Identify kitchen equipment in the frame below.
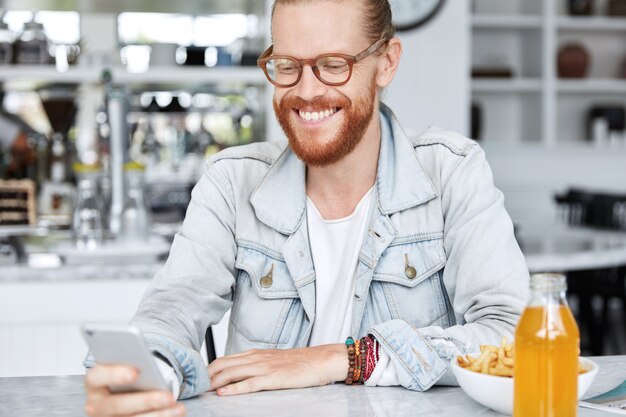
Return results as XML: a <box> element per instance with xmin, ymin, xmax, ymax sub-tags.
<box><xmin>120</xmin><ymin>162</ymin><xmax>151</xmax><ymax>242</ymax></box>
<box><xmin>72</xmin><ymin>165</ymin><xmax>104</xmax><ymax>250</ymax></box>
<box><xmin>38</xmin><ymin>87</ymin><xmax>78</xmax><ymax>183</ymax></box>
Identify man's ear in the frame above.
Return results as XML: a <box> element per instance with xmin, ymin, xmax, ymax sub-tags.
<box><xmin>376</xmin><ymin>37</ymin><xmax>402</xmax><ymax>88</ymax></box>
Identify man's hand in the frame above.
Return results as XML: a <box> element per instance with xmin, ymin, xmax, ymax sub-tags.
<box><xmin>84</xmin><ymin>364</ymin><xmax>186</xmax><ymax>417</ymax></box>
<box><xmin>208</xmin><ymin>344</ymin><xmax>348</xmax><ymax>396</ymax></box>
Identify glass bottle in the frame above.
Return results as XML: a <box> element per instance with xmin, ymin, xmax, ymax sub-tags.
<box><xmin>120</xmin><ymin>162</ymin><xmax>151</xmax><ymax>242</ymax></box>
<box><xmin>0</xmin><ymin>20</ymin><xmax>15</xmax><ymax>64</ymax></box>
<box><xmin>514</xmin><ymin>273</ymin><xmax>580</xmax><ymax>417</ymax></box>
<box><xmin>15</xmin><ymin>19</ymin><xmax>49</xmax><ymax>65</ymax></box>
<box><xmin>72</xmin><ymin>164</ymin><xmax>104</xmax><ymax>250</ymax></box>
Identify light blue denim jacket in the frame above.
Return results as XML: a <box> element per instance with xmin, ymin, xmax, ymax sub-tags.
<box><xmin>128</xmin><ymin>103</ymin><xmax>529</xmax><ymax>399</ymax></box>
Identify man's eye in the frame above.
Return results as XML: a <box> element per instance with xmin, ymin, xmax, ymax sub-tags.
<box><xmin>322</xmin><ymin>63</ymin><xmax>348</xmax><ymax>73</ymax></box>
<box><xmin>277</xmin><ymin>64</ymin><xmax>298</xmax><ymax>74</ymax></box>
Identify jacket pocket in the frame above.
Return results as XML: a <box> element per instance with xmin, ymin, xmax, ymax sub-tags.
<box><xmin>372</xmin><ymin>234</ymin><xmax>451</xmax><ymax>328</ymax></box>
<box><xmin>231</xmin><ymin>245</ymin><xmax>303</xmax><ymax>346</ymax></box>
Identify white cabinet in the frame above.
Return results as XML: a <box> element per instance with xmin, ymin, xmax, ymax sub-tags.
<box><xmin>471</xmin><ymin>0</ymin><xmax>626</xmax><ymax>230</ymax></box>
<box><xmin>0</xmin><ymin>279</ymin><xmax>151</xmax><ymax>376</ymax></box>
<box><xmin>0</xmin><ymin>276</ymin><xmax>231</xmax><ymax>377</ymax></box>
<box><xmin>471</xmin><ymin>0</ymin><xmax>626</xmax><ymax>147</ymax></box>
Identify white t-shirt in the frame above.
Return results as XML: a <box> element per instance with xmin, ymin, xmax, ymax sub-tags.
<box><xmin>305</xmin><ymin>186</ymin><xmax>398</xmax><ymax>386</ymax></box>
<box><xmin>306</xmin><ymin>187</ymin><xmax>373</xmax><ymax>346</ymax></box>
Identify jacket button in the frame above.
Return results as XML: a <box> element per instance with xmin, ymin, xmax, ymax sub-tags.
<box><xmin>405</xmin><ymin>266</ymin><xmax>417</xmax><ymax>279</ymax></box>
<box><xmin>260</xmin><ymin>264</ymin><xmax>274</xmax><ymax>288</ymax></box>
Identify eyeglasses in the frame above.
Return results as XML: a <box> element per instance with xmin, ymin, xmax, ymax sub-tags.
<box><xmin>257</xmin><ymin>38</ymin><xmax>388</xmax><ymax>88</ymax></box>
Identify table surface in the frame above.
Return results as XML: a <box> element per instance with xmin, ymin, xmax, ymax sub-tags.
<box><xmin>1</xmin><ymin>356</ymin><xmax>625</xmax><ymax>417</ymax></box>
<box><xmin>520</xmin><ymin>225</ymin><xmax>626</xmax><ymax>273</ymax></box>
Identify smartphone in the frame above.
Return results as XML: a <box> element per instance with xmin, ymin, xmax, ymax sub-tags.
<box><xmin>81</xmin><ymin>323</ymin><xmax>170</xmax><ymax>393</ymax></box>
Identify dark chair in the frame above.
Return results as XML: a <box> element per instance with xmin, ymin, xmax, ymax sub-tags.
<box><xmin>205</xmin><ymin>327</ymin><xmax>217</xmax><ymax>364</ymax></box>
<box><xmin>554</xmin><ymin>188</ymin><xmax>626</xmax><ymax>355</ymax></box>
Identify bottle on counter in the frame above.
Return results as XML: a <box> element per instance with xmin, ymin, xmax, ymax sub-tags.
<box><xmin>0</xmin><ymin>18</ymin><xmax>15</xmax><ymax>64</ymax></box>
<box><xmin>514</xmin><ymin>273</ymin><xmax>580</xmax><ymax>417</ymax></box>
<box><xmin>15</xmin><ymin>19</ymin><xmax>49</xmax><ymax>65</ymax></box>
<box><xmin>120</xmin><ymin>162</ymin><xmax>151</xmax><ymax>242</ymax></box>
<box><xmin>72</xmin><ymin>163</ymin><xmax>104</xmax><ymax>250</ymax></box>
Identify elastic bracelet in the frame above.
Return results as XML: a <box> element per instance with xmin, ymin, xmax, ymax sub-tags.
<box><xmin>358</xmin><ymin>337</ymin><xmax>367</xmax><ymax>384</ymax></box>
<box><xmin>344</xmin><ymin>337</ymin><xmax>356</xmax><ymax>385</ymax></box>
<box><xmin>353</xmin><ymin>338</ymin><xmax>362</xmax><ymax>383</ymax></box>
<box><xmin>362</xmin><ymin>335</ymin><xmax>380</xmax><ymax>382</ymax></box>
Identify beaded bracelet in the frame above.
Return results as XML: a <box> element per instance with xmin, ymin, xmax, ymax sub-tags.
<box><xmin>352</xmin><ymin>339</ymin><xmax>363</xmax><ymax>384</ymax></box>
<box><xmin>345</xmin><ymin>335</ymin><xmax>381</xmax><ymax>384</ymax></box>
<box><xmin>362</xmin><ymin>335</ymin><xmax>380</xmax><ymax>381</ymax></box>
<box><xmin>344</xmin><ymin>337</ymin><xmax>356</xmax><ymax>385</ymax></box>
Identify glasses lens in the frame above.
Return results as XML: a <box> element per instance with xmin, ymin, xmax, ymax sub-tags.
<box><xmin>316</xmin><ymin>56</ymin><xmax>351</xmax><ymax>84</ymax></box>
<box><xmin>265</xmin><ymin>57</ymin><xmax>300</xmax><ymax>86</ymax></box>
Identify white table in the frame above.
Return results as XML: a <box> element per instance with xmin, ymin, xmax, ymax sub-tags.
<box><xmin>521</xmin><ymin>225</ymin><xmax>626</xmax><ymax>273</ymax></box>
<box><xmin>1</xmin><ymin>356</ymin><xmax>625</xmax><ymax>417</ymax></box>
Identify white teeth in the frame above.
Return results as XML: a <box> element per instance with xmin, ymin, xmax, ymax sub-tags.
<box><xmin>298</xmin><ymin>108</ymin><xmax>338</xmax><ymax>121</ymax></box>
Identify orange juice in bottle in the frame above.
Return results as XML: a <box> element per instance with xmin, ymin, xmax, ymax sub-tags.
<box><xmin>514</xmin><ymin>273</ymin><xmax>580</xmax><ymax>417</ymax></box>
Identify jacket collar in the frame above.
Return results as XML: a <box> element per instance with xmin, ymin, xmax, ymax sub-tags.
<box><xmin>250</xmin><ymin>103</ymin><xmax>437</xmax><ymax>234</ymax></box>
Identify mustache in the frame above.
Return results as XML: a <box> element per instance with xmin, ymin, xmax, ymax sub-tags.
<box><xmin>278</xmin><ymin>95</ymin><xmax>351</xmax><ymax>111</ymax></box>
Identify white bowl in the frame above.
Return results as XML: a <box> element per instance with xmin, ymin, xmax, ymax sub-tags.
<box><xmin>450</xmin><ymin>356</ymin><xmax>599</xmax><ymax>415</ymax></box>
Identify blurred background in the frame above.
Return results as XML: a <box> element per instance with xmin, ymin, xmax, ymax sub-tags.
<box><xmin>0</xmin><ymin>0</ymin><xmax>625</xmax><ymax>377</ymax></box>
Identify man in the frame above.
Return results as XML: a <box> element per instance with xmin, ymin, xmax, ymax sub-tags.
<box><xmin>85</xmin><ymin>0</ymin><xmax>529</xmax><ymax>415</ymax></box>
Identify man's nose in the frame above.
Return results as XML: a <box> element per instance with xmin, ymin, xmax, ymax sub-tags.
<box><xmin>293</xmin><ymin>65</ymin><xmax>328</xmax><ymax>100</ymax></box>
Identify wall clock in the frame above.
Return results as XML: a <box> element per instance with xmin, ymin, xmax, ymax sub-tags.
<box><xmin>389</xmin><ymin>0</ymin><xmax>446</xmax><ymax>31</ymax></box>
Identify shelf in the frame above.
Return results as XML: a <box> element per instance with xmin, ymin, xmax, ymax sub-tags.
<box><xmin>472</xmin><ymin>78</ymin><xmax>542</xmax><ymax>93</ymax></box>
<box><xmin>557</xmin><ymin>79</ymin><xmax>626</xmax><ymax>94</ymax></box>
<box><xmin>472</xmin><ymin>14</ymin><xmax>543</xmax><ymax>29</ymax></box>
<box><xmin>482</xmin><ymin>142</ymin><xmax>626</xmax><ymax>153</ymax></box>
<box><xmin>0</xmin><ymin>65</ymin><xmax>266</xmax><ymax>86</ymax></box>
<box><xmin>557</xmin><ymin>16</ymin><xmax>626</xmax><ymax>31</ymax></box>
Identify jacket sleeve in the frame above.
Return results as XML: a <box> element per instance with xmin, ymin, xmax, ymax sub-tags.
<box><xmin>129</xmin><ymin>159</ymin><xmax>238</xmax><ymax>399</ymax></box>
<box><xmin>368</xmin><ymin>143</ymin><xmax>529</xmax><ymax>390</ymax></box>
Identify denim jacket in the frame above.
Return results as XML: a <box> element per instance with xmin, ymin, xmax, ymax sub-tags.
<box><xmin>129</xmin><ymin>103</ymin><xmax>529</xmax><ymax>399</ymax></box>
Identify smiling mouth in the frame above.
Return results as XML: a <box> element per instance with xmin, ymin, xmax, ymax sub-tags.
<box><xmin>294</xmin><ymin>107</ymin><xmax>342</xmax><ymax>122</ymax></box>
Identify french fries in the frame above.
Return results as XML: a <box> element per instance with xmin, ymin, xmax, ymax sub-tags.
<box><xmin>456</xmin><ymin>337</ymin><xmax>587</xmax><ymax>378</ymax></box>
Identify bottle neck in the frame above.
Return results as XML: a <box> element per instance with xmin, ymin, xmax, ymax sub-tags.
<box><xmin>527</xmin><ymin>273</ymin><xmax>569</xmax><ymax>308</ymax></box>
<box><xmin>527</xmin><ymin>288</ymin><xmax>568</xmax><ymax>307</ymax></box>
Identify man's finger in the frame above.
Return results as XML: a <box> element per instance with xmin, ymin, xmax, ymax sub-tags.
<box><xmin>216</xmin><ymin>377</ymin><xmax>266</xmax><ymax>396</ymax></box>
<box><xmin>208</xmin><ymin>352</ymin><xmax>263</xmax><ymax>377</ymax></box>
<box><xmin>98</xmin><ymin>390</ymin><xmax>176</xmax><ymax>416</ymax></box>
<box><xmin>210</xmin><ymin>363</ymin><xmax>266</xmax><ymax>391</ymax></box>
<box><xmin>85</xmin><ymin>365</ymin><xmax>137</xmax><ymax>389</ymax></box>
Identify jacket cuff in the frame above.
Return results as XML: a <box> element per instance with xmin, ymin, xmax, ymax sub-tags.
<box><xmin>141</xmin><ymin>332</ymin><xmax>210</xmax><ymax>399</ymax></box>
<box><xmin>369</xmin><ymin>319</ymin><xmax>448</xmax><ymax>391</ymax></box>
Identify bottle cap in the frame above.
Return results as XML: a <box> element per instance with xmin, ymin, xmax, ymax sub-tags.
<box><xmin>530</xmin><ymin>273</ymin><xmax>567</xmax><ymax>292</ymax></box>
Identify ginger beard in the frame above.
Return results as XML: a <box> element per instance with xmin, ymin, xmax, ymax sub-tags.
<box><xmin>273</xmin><ymin>79</ymin><xmax>377</xmax><ymax>166</ymax></box>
